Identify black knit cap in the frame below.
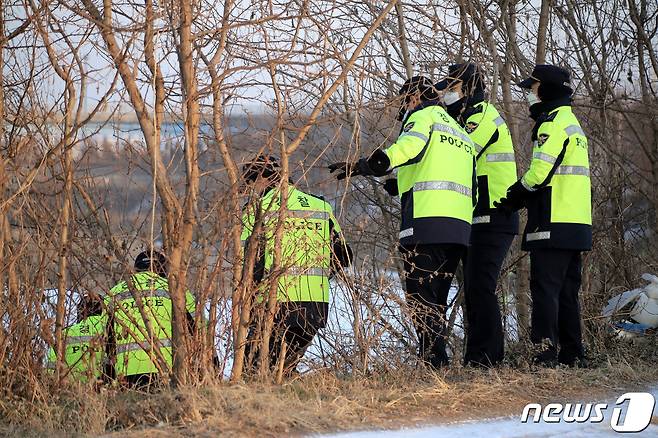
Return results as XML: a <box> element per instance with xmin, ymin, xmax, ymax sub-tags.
<box><xmin>242</xmin><ymin>154</ymin><xmax>280</xmax><ymax>183</ymax></box>
<box><xmin>135</xmin><ymin>250</ymin><xmax>167</xmax><ymax>277</ymax></box>
<box><xmin>398</xmin><ymin>76</ymin><xmax>438</xmax><ymax>100</ymax></box>
<box><xmin>518</xmin><ymin>64</ymin><xmax>571</xmax><ymax>88</ymax></box>
<box><xmin>435</xmin><ymin>62</ymin><xmax>484</xmax><ymax>92</ymax></box>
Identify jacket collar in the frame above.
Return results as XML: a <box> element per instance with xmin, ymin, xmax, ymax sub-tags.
<box><xmin>446</xmin><ymin>90</ymin><xmax>486</xmax><ymax>124</ymax></box>
<box><xmin>529</xmin><ymin>96</ymin><xmax>573</xmax><ymax>140</ymax></box>
<box><xmin>412</xmin><ymin>99</ymin><xmax>439</xmax><ymax>113</ymax></box>
<box><xmin>399</xmin><ymin>100</ymin><xmax>440</xmax><ymax>126</ymax></box>
<box><xmin>529</xmin><ymin>95</ymin><xmax>572</xmax><ymax>121</ymax></box>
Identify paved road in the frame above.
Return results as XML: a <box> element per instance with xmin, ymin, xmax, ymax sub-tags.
<box><xmin>323</xmin><ymin>388</ymin><xmax>658</xmax><ymax>438</ymax></box>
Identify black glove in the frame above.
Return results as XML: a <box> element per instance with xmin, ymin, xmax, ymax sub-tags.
<box><xmin>329</xmin><ymin>150</ymin><xmax>391</xmax><ymax>181</ymax></box>
<box><xmin>331</xmin><ymin>233</ymin><xmax>353</xmax><ymax>270</ymax></box>
<box><xmin>493</xmin><ymin>180</ymin><xmax>530</xmax><ymax>215</ymax></box>
<box><xmin>328</xmin><ymin>158</ymin><xmax>374</xmax><ymax>181</ymax></box>
<box><xmin>383</xmin><ymin>178</ymin><xmax>398</xmax><ymax>196</ymax></box>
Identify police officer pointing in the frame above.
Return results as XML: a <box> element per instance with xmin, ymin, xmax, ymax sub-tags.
<box><xmin>496</xmin><ymin>65</ymin><xmax>591</xmax><ymax>366</ymax></box>
<box><xmin>329</xmin><ymin>76</ymin><xmax>476</xmax><ymax>367</ymax></box>
<box><xmin>436</xmin><ymin>63</ymin><xmax>518</xmax><ymax>367</ymax></box>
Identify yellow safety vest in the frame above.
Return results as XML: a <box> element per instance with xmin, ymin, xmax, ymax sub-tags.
<box><xmin>104</xmin><ymin>272</ymin><xmax>197</xmax><ymax>377</ymax></box>
<box><xmin>241</xmin><ymin>186</ymin><xmax>341</xmax><ymax>303</ymax></box>
<box><xmin>385</xmin><ymin>101</ymin><xmax>475</xmax><ymax>245</ymax></box>
<box><xmin>520</xmin><ymin>105</ymin><xmax>592</xmax><ymax>250</ymax></box>
<box><xmin>46</xmin><ymin>314</ymin><xmax>106</xmax><ymax>382</ymax></box>
<box><xmin>464</xmin><ymin>101</ymin><xmax>519</xmax><ymax>234</ymax></box>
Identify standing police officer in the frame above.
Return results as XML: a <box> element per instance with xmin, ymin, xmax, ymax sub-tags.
<box><xmin>329</xmin><ymin>76</ymin><xmax>476</xmax><ymax>368</ymax></box>
<box><xmin>496</xmin><ymin>65</ymin><xmax>591</xmax><ymax>366</ymax></box>
<box><xmin>436</xmin><ymin>63</ymin><xmax>518</xmax><ymax>367</ymax></box>
<box><xmin>241</xmin><ymin>155</ymin><xmax>352</xmax><ymax>375</ymax></box>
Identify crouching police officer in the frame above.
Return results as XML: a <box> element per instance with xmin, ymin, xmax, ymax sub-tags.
<box><xmin>103</xmin><ymin>251</ymin><xmax>199</xmax><ymax>387</ymax></box>
<box><xmin>46</xmin><ymin>294</ymin><xmax>106</xmax><ymax>382</ymax></box>
<box><xmin>436</xmin><ymin>63</ymin><xmax>518</xmax><ymax>367</ymax></box>
<box><xmin>241</xmin><ymin>155</ymin><xmax>352</xmax><ymax>375</ymax></box>
<box><xmin>496</xmin><ymin>64</ymin><xmax>591</xmax><ymax>366</ymax></box>
<box><xmin>329</xmin><ymin>76</ymin><xmax>476</xmax><ymax>368</ymax></box>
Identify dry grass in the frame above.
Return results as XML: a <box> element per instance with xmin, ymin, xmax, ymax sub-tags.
<box><xmin>1</xmin><ymin>354</ymin><xmax>657</xmax><ymax>437</ymax></box>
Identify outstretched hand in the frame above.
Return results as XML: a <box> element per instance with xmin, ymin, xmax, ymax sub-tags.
<box><xmin>328</xmin><ymin>162</ymin><xmax>355</xmax><ymax>181</ymax></box>
<box><xmin>328</xmin><ymin>159</ymin><xmax>373</xmax><ymax>181</ymax></box>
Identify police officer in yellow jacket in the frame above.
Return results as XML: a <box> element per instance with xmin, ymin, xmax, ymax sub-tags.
<box><xmin>241</xmin><ymin>155</ymin><xmax>352</xmax><ymax>374</ymax></box>
<box><xmin>104</xmin><ymin>251</ymin><xmax>199</xmax><ymax>386</ymax></box>
<box><xmin>496</xmin><ymin>65</ymin><xmax>591</xmax><ymax>366</ymax></box>
<box><xmin>46</xmin><ymin>294</ymin><xmax>106</xmax><ymax>381</ymax></box>
<box><xmin>435</xmin><ymin>63</ymin><xmax>518</xmax><ymax>367</ymax></box>
<box><xmin>329</xmin><ymin>76</ymin><xmax>476</xmax><ymax>367</ymax></box>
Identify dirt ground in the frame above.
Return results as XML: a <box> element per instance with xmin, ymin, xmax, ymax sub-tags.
<box><xmin>3</xmin><ymin>356</ymin><xmax>655</xmax><ymax>438</ymax></box>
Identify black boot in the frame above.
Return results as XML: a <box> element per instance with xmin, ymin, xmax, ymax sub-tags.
<box><xmin>532</xmin><ymin>347</ymin><xmax>558</xmax><ymax>367</ymax></box>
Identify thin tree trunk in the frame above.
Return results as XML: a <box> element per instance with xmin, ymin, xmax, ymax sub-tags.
<box><xmin>501</xmin><ymin>2</ymin><xmax>530</xmax><ymax>335</ymax></box>
<box><xmin>33</xmin><ymin>7</ymin><xmax>78</xmax><ymax>379</ymax></box>
<box><xmin>0</xmin><ymin>0</ymin><xmax>5</xmax><ymax>346</ymax></box>
<box><xmin>395</xmin><ymin>2</ymin><xmax>412</xmax><ymax>78</ymax></box>
<box><xmin>55</xmin><ymin>133</ymin><xmax>73</xmax><ymax>379</ymax></box>
<box><xmin>258</xmin><ymin>68</ymin><xmax>288</xmax><ymax>376</ymax></box>
<box><xmin>169</xmin><ymin>0</ymin><xmax>201</xmax><ymax>386</ymax></box>
<box><xmin>535</xmin><ymin>0</ymin><xmax>552</xmax><ymax>64</ymax></box>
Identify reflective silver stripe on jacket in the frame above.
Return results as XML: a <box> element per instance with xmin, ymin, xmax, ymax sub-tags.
<box><xmin>526</xmin><ymin>231</ymin><xmax>551</xmax><ymax>241</ymax></box>
<box><xmin>521</xmin><ymin>178</ymin><xmax>537</xmax><ymax>192</ymax></box>
<box><xmin>287</xmin><ymin>210</ymin><xmax>329</xmax><ymax>220</ymax></box>
<box><xmin>46</xmin><ymin>361</ymin><xmax>56</xmax><ymax>369</ymax></box>
<box><xmin>533</xmin><ymin>151</ymin><xmax>557</xmax><ymax>164</ymax></box>
<box><xmin>65</xmin><ymin>335</ymin><xmax>95</xmax><ymax>345</ymax></box>
<box><xmin>414</xmin><ymin>180</ymin><xmax>472</xmax><ymax>197</ymax></box>
<box><xmin>113</xmin><ymin>288</ymin><xmax>170</xmax><ymax>302</ymax></box>
<box><xmin>472</xmin><ymin>215</ymin><xmax>491</xmax><ymax>225</ymax></box>
<box><xmin>564</xmin><ymin>125</ymin><xmax>585</xmax><ymax>137</ymax></box>
<box><xmin>284</xmin><ymin>267</ymin><xmax>329</xmax><ymax>277</ymax></box>
<box><xmin>554</xmin><ymin>165</ymin><xmax>590</xmax><ymax>176</ymax></box>
<box><xmin>399</xmin><ymin>228</ymin><xmax>414</xmax><ymax>239</ymax></box>
<box><xmin>400</xmin><ymin>131</ymin><xmax>430</xmax><ymax>143</ymax></box>
<box><xmin>473</xmin><ymin>117</ymin><xmax>505</xmax><ymax>153</ymax></box>
<box><xmin>486</xmin><ymin>153</ymin><xmax>516</xmax><ymax>163</ymax></box>
<box><xmin>116</xmin><ymin>338</ymin><xmax>173</xmax><ymax>355</ymax></box>
<box><xmin>431</xmin><ymin>123</ymin><xmax>473</xmax><ymax>145</ymax></box>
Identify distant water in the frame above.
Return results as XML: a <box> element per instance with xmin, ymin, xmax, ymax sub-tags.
<box><xmin>77</xmin><ymin>121</ymin><xmax>246</xmax><ymax>145</ymax></box>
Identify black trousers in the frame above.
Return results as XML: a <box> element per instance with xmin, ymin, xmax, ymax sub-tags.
<box><xmin>530</xmin><ymin>249</ymin><xmax>585</xmax><ymax>365</ymax></box>
<box><xmin>463</xmin><ymin>232</ymin><xmax>514</xmax><ymax>367</ymax></box>
<box><xmin>401</xmin><ymin>243</ymin><xmax>465</xmax><ymax>368</ymax></box>
<box><xmin>124</xmin><ymin>373</ymin><xmax>160</xmax><ymax>390</ymax></box>
<box><xmin>245</xmin><ymin>301</ymin><xmax>327</xmax><ymax>374</ymax></box>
